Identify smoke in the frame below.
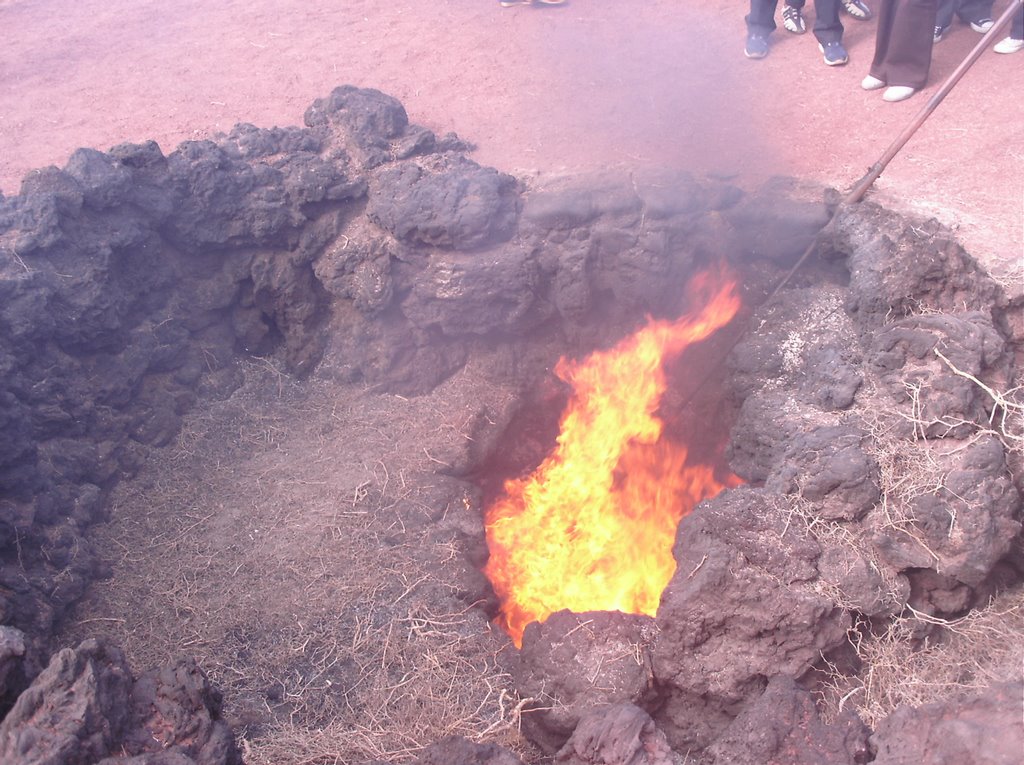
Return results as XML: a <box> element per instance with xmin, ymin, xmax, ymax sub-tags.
<box><xmin>473</xmin><ymin>2</ymin><xmax>771</xmax><ymax>181</ymax></box>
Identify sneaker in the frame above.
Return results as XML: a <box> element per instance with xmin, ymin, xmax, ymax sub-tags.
<box><xmin>994</xmin><ymin>36</ymin><xmax>1024</xmax><ymax>53</ymax></box>
<box><xmin>745</xmin><ymin>33</ymin><xmax>769</xmax><ymax>59</ymax></box>
<box><xmin>819</xmin><ymin>40</ymin><xmax>849</xmax><ymax>66</ymax></box>
<box><xmin>861</xmin><ymin>74</ymin><xmax>886</xmax><ymax>90</ymax></box>
<box><xmin>882</xmin><ymin>85</ymin><xmax>916</xmax><ymax>102</ymax></box>
<box><xmin>499</xmin><ymin>0</ymin><xmax>531</xmax><ymax>6</ymax></box>
<box><xmin>782</xmin><ymin>5</ymin><xmax>806</xmax><ymax>34</ymax></box>
<box><xmin>841</xmin><ymin>0</ymin><xmax>872</xmax><ymax>20</ymax></box>
<box><xmin>969</xmin><ymin>18</ymin><xmax>994</xmax><ymax>33</ymax></box>
<box><xmin>933</xmin><ymin>25</ymin><xmax>948</xmax><ymax>42</ymax></box>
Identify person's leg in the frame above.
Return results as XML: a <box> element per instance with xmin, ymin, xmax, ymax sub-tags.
<box><xmin>869</xmin><ymin>0</ymin><xmax>897</xmax><ymax>81</ymax></box>
<box><xmin>813</xmin><ymin>0</ymin><xmax>845</xmax><ymax>42</ymax></box>
<box><xmin>955</xmin><ymin>0</ymin><xmax>993</xmax><ymax>27</ymax></box>
<box><xmin>783</xmin><ymin>0</ymin><xmax>808</xmax><ymax>33</ymax></box>
<box><xmin>935</xmin><ymin>0</ymin><xmax>956</xmax><ymax>31</ymax></box>
<box><xmin>876</xmin><ymin>0</ymin><xmax>937</xmax><ymax>89</ymax></box>
<box><xmin>746</xmin><ymin>0</ymin><xmax>781</xmax><ymax>37</ymax></box>
<box><xmin>995</xmin><ymin>6</ymin><xmax>1024</xmax><ymax>50</ymax></box>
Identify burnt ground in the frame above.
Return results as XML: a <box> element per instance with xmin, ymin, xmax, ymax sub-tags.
<box><xmin>0</xmin><ymin>48</ymin><xmax>1021</xmax><ymax>765</ymax></box>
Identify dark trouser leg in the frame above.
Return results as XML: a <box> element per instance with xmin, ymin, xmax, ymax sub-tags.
<box><xmin>813</xmin><ymin>0</ymin><xmax>845</xmax><ymax>42</ymax></box>
<box><xmin>747</xmin><ymin>0</ymin><xmax>780</xmax><ymax>35</ymax></box>
<box><xmin>869</xmin><ymin>0</ymin><xmax>938</xmax><ymax>88</ymax></box>
<box><xmin>956</xmin><ymin>0</ymin><xmax>995</xmax><ymax>23</ymax></box>
<box><xmin>936</xmin><ymin>0</ymin><xmax>956</xmax><ymax>28</ymax></box>
<box><xmin>1014</xmin><ymin>7</ymin><xmax>1024</xmax><ymax>39</ymax></box>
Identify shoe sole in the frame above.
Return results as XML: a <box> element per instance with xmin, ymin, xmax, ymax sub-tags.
<box><xmin>744</xmin><ymin>49</ymin><xmax>768</xmax><ymax>59</ymax></box>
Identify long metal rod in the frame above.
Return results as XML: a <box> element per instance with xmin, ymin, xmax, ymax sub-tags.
<box><xmin>683</xmin><ymin>3</ymin><xmax>1021</xmax><ymax>403</ymax></box>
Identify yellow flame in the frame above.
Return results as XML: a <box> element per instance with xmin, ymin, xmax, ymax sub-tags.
<box><xmin>484</xmin><ymin>270</ymin><xmax>742</xmax><ymax>646</ymax></box>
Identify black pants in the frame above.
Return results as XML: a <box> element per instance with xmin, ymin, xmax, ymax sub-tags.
<box><xmin>936</xmin><ymin>0</ymin><xmax>994</xmax><ymax>29</ymax></box>
<box><xmin>746</xmin><ymin>0</ymin><xmax>845</xmax><ymax>43</ymax></box>
<box><xmin>869</xmin><ymin>0</ymin><xmax>938</xmax><ymax>89</ymax></box>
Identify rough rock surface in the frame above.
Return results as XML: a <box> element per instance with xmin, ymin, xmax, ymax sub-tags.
<box><xmin>0</xmin><ymin>626</ymin><xmax>29</xmax><ymax>707</ymax></box>
<box><xmin>652</xmin><ymin>487</ymin><xmax>850</xmax><ymax>752</ymax></box>
<box><xmin>706</xmin><ymin>676</ymin><xmax>870</xmax><ymax>765</ymax></box>
<box><xmin>515</xmin><ymin>611</ymin><xmax>658</xmax><ymax>754</ymax></box>
<box><xmin>555</xmin><ymin>703</ymin><xmax>679</xmax><ymax>765</ymax></box>
<box><xmin>414</xmin><ymin>736</ymin><xmax>525</xmax><ymax>765</ymax></box>
<box><xmin>870</xmin><ymin>681</ymin><xmax>1024</xmax><ymax>765</ymax></box>
<box><xmin>0</xmin><ymin>639</ymin><xmax>239</xmax><ymax>765</ymax></box>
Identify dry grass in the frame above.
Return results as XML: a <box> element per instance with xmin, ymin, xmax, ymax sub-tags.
<box><xmin>773</xmin><ymin>493</ymin><xmax>905</xmax><ymax>616</ymax></box>
<box><xmin>769</xmin><ymin>349</ymin><xmax>1024</xmax><ymax>731</ymax></box>
<box><xmin>819</xmin><ymin>589</ymin><xmax>1024</xmax><ymax>728</ymax></box>
<box><xmin>59</xmin><ymin>358</ymin><xmax>536</xmax><ymax>763</ymax></box>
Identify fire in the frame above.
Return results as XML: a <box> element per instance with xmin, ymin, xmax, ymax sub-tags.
<box><xmin>483</xmin><ymin>269</ymin><xmax>742</xmax><ymax>646</ymax></box>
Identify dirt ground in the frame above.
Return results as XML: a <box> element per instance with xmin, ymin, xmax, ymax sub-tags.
<box><xmin>1</xmin><ymin>0</ymin><xmax>1022</xmax><ymax>287</ymax></box>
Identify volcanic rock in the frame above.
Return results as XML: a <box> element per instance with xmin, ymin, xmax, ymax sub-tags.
<box><xmin>555</xmin><ymin>703</ymin><xmax>678</xmax><ymax>765</ymax></box>
<box><xmin>367</xmin><ymin>155</ymin><xmax>519</xmax><ymax>251</ymax></box>
<box><xmin>707</xmin><ymin>676</ymin><xmax>870</xmax><ymax>765</ymax></box>
<box><xmin>0</xmin><ymin>638</ymin><xmax>132</xmax><ymax>764</ymax></box>
<box><xmin>720</xmin><ymin>176</ymin><xmax>832</xmax><ymax>266</ymax></box>
<box><xmin>414</xmin><ymin>735</ymin><xmax>525</xmax><ymax>765</ymax></box>
<box><xmin>0</xmin><ymin>638</ymin><xmax>240</xmax><ymax>765</ymax></box>
<box><xmin>829</xmin><ymin>202</ymin><xmax>1003</xmax><ymax>329</ymax></box>
<box><xmin>870</xmin><ymin>681</ymin><xmax>1024</xmax><ymax>765</ymax></box>
<box><xmin>1</xmin><ymin>83</ymin><xmax>1022</xmax><ymax>764</ymax></box>
<box><xmin>765</xmin><ymin>424</ymin><xmax>880</xmax><ymax>521</ymax></box>
<box><xmin>515</xmin><ymin>610</ymin><xmax>658</xmax><ymax>754</ymax></box>
<box><xmin>652</xmin><ymin>487</ymin><xmax>850</xmax><ymax>752</ymax></box>
<box><xmin>0</xmin><ymin>626</ymin><xmax>30</xmax><ymax>710</ymax></box>
<box><xmin>868</xmin><ymin>435</ymin><xmax>1021</xmax><ymax>591</ymax></box>
<box><xmin>866</xmin><ymin>311</ymin><xmax>1007</xmax><ymax>439</ymax></box>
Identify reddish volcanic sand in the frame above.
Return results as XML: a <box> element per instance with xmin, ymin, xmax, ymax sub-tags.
<box><xmin>2</xmin><ymin>0</ymin><xmax>1021</xmax><ymax>287</ymax></box>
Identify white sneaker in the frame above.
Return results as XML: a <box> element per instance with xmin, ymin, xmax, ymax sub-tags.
<box><xmin>882</xmin><ymin>86</ymin><xmax>916</xmax><ymax>102</ymax></box>
<box><xmin>861</xmin><ymin>75</ymin><xmax>886</xmax><ymax>90</ymax></box>
<box><xmin>994</xmin><ymin>36</ymin><xmax>1024</xmax><ymax>54</ymax></box>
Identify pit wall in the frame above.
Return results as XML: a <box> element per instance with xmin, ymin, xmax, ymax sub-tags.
<box><xmin>0</xmin><ymin>86</ymin><xmax>831</xmax><ymax>684</ymax></box>
<box><xmin>0</xmin><ymin>85</ymin><xmax>1020</xmax><ymax>763</ymax></box>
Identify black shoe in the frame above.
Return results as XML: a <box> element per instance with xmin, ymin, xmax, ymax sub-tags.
<box><xmin>782</xmin><ymin>5</ymin><xmax>806</xmax><ymax>34</ymax></box>
<box><xmin>969</xmin><ymin>18</ymin><xmax>994</xmax><ymax>33</ymax></box>
<box><xmin>819</xmin><ymin>40</ymin><xmax>849</xmax><ymax>66</ymax></box>
<box><xmin>933</xmin><ymin>25</ymin><xmax>948</xmax><ymax>42</ymax></box>
<box><xmin>745</xmin><ymin>33</ymin><xmax>769</xmax><ymax>59</ymax></box>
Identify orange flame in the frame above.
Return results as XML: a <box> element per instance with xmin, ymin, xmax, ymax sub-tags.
<box><xmin>483</xmin><ymin>269</ymin><xmax>742</xmax><ymax>646</ymax></box>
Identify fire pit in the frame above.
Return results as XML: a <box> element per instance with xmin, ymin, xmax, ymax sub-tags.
<box><xmin>0</xmin><ymin>86</ymin><xmax>1020</xmax><ymax>765</ymax></box>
